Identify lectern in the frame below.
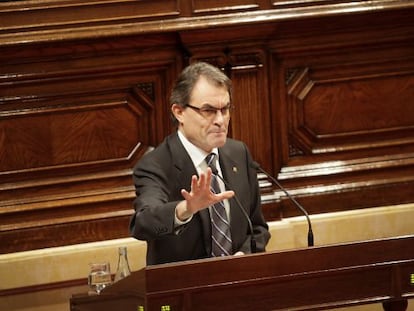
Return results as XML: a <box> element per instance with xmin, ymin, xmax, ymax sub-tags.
<box><xmin>71</xmin><ymin>235</ymin><xmax>414</xmax><ymax>311</ymax></box>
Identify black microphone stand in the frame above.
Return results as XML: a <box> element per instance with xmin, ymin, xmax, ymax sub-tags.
<box><xmin>253</xmin><ymin>162</ymin><xmax>314</xmax><ymax>247</ymax></box>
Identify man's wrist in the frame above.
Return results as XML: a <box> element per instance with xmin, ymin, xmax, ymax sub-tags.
<box><xmin>175</xmin><ymin>201</ymin><xmax>192</xmax><ymax>221</ymax></box>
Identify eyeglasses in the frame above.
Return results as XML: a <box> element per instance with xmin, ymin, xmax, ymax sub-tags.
<box><xmin>186</xmin><ymin>104</ymin><xmax>233</xmax><ymax>119</ymax></box>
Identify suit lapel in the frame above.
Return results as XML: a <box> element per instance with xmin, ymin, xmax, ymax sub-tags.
<box><xmin>218</xmin><ymin>147</ymin><xmax>241</xmax><ymax>198</ymax></box>
<box><xmin>168</xmin><ymin>133</ymin><xmax>212</xmax><ymax>256</ymax></box>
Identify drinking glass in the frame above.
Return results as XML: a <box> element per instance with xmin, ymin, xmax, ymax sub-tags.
<box><xmin>87</xmin><ymin>262</ymin><xmax>112</xmax><ymax>295</ymax></box>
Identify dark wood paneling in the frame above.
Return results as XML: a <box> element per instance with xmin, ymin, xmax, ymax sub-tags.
<box><xmin>0</xmin><ymin>209</ymin><xmax>133</xmax><ymax>254</ymax></box>
<box><xmin>263</xmin><ymin>9</ymin><xmax>414</xmax><ymax>217</ymax></box>
<box><xmin>0</xmin><ymin>35</ymin><xmax>180</xmax><ymax>253</ymax></box>
<box><xmin>1</xmin><ymin>1</ymin><xmax>414</xmax><ymax>253</ymax></box>
<box><xmin>0</xmin><ymin>0</ymin><xmax>180</xmax><ymax>32</ymax></box>
<box><xmin>191</xmin><ymin>0</ymin><xmax>260</xmax><ymax>14</ymax></box>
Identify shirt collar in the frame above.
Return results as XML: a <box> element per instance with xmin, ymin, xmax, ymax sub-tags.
<box><xmin>177</xmin><ymin>130</ymin><xmax>218</xmax><ymax>170</ymax></box>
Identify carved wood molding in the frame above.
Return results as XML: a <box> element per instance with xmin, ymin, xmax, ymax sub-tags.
<box><xmin>0</xmin><ymin>212</ymin><xmax>133</xmax><ymax>254</ymax></box>
<box><xmin>287</xmin><ymin>68</ymin><xmax>414</xmax><ymax>154</ymax></box>
<box><xmin>1</xmin><ymin>0</ymin><xmax>413</xmax><ymax>46</ymax></box>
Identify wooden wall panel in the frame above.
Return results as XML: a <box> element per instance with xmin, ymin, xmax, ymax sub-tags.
<box><xmin>1</xmin><ymin>1</ymin><xmax>414</xmax><ymax>253</ymax></box>
<box><xmin>0</xmin><ymin>0</ymin><xmax>180</xmax><ymax>32</ymax></box>
<box><xmin>265</xmin><ymin>10</ymin><xmax>414</xmax><ymax>217</ymax></box>
<box><xmin>230</xmin><ymin>57</ymin><xmax>273</xmax><ymax>171</ymax></box>
<box><xmin>288</xmin><ymin>68</ymin><xmax>414</xmax><ymax>156</ymax></box>
<box><xmin>0</xmin><ymin>35</ymin><xmax>180</xmax><ymax>253</ymax></box>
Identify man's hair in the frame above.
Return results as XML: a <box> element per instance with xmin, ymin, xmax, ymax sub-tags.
<box><xmin>170</xmin><ymin>62</ymin><xmax>232</xmax><ymax>125</ymax></box>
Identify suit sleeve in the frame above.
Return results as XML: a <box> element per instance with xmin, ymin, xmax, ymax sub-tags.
<box><xmin>129</xmin><ymin>152</ymin><xmax>181</xmax><ymax>241</ymax></box>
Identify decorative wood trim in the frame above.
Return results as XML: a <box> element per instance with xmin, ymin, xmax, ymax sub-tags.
<box><xmin>1</xmin><ymin>0</ymin><xmax>413</xmax><ymax>46</ymax></box>
<box><xmin>0</xmin><ymin>278</ymin><xmax>87</xmax><ymax>297</ymax></box>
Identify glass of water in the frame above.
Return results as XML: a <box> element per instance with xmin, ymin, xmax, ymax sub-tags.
<box><xmin>87</xmin><ymin>262</ymin><xmax>112</xmax><ymax>295</ymax></box>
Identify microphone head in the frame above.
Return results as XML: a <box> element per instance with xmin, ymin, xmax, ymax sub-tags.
<box><xmin>250</xmin><ymin>161</ymin><xmax>260</xmax><ymax>170</ymax></box>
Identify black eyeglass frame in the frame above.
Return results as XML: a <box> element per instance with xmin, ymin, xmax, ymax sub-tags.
<box><xmin>185</xmin><ymin>103</ymin><xmax>234</xmax><ymax>119</ymax></box>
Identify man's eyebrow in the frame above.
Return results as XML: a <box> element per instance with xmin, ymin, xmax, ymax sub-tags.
<box><xmin>200</xmin><ymin>103</ymin><xmax>231</xmax><ymax>109</ymax></box>
<box><xmin>200</xmin><ymin>104</ymin><xmax>216</xmax><ymax>109</ymax></box>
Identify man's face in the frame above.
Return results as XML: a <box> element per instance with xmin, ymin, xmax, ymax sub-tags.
<box><xmin>172</xmin><ymin>76</ymin><xmax>231</xmax><ymax>153</ymax></box>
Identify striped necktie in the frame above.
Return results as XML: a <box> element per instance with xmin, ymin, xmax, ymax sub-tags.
<box><xmin>206</xmin><ymin>153</ymin><xmax>232</xmax><ymax>256</ymax></box>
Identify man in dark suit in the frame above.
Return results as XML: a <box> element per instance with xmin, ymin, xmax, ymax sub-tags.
<box><xmin>130</xmin><ymin>62</ymin><xmax>270</xmax><ymax>265</ymax></box>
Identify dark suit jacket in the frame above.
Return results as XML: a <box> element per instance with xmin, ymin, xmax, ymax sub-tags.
<box><xmin>129</xmin><ymin>132</ymin><xmax>270</xmax><ymax>265</ymax></box>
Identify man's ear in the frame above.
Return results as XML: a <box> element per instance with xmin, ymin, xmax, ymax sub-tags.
<box><xmin>171</xmin><ymin>104</ymin><xmax>184</xmax><ymax>123</ymax></box>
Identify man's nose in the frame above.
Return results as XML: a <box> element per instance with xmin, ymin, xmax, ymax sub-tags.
<box><xmin>213</xmin><ymin>109</ymin><xmax>225</xmax><ymax>122</ymax></box>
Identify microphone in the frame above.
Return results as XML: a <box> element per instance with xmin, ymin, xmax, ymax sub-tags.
<box><xmin>208</xmin><ymin>164</ymin><xmax>257</xmax><ymax>254</ymax></box>
<box><xmin>251</xmin><ymin>161</ymin><xmax>314</xmax><ymax>247</ymax></box>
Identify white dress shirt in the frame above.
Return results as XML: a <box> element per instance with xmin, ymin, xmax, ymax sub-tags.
<box><xmin>175</xmin><ymin>130</ymin><xmax>231</xmax><ymax>226</ymax></box>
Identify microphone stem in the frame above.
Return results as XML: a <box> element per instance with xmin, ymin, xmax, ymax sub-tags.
<box><xmin>232</xmin><ymin>194</ymin><xmax>257</xmax><ymax>254</ymax></box>
<box><xmin>258</xmin><ymin>167</ymin><xmax>314</xmax><ymax>247</ymax></box>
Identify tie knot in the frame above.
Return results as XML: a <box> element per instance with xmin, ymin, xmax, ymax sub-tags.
<box><xmin>206</xmin><ymin>153</ymin><xmax>218</xmax><ymax>174</ymax></box>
